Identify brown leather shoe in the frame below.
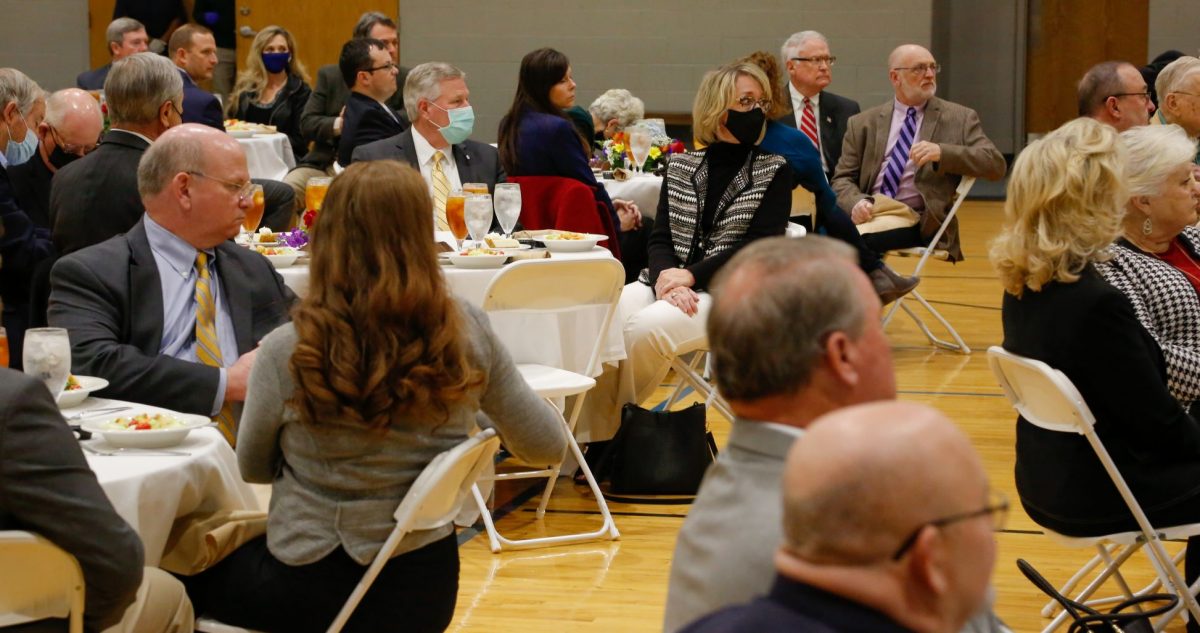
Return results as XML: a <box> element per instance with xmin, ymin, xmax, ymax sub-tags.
<box><xmin>869</xmin><ymin>265</ymin><xmax>920</xmax><ymax>305</ymax></box>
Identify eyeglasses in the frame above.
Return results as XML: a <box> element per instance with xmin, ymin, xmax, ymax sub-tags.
<box><xmin>364</xmin><ymin>62</ymin><xmax>396</xmax><ymax>74</ymax></box>
<box><xmin>891</xmin><ymin>489</ymin><xmax>1009</xmax><ymax>561</ymax></box>
<box><xmin>163</xmin><ymin>99</ymin><xmax>183</xmax><ymax>118</ymax></box>
<box><xmin>790</xmin><ymin>56</ymin><xmax>836</xmax><ymax>68</ymax></box>
<box><xmin>187</xmin><ymin>171</ymin><xmax>255</xmax><ymax>202</ymax></box>
<box><xmin>48</xmin><ymin>125</ymin><xmax>99</xmax><ymax>156</ymax></box>
<box><xmin>1112</xmin><ymin>91</ymin><xmax>1152</xmax><ymax>101</ymax></box>
<box><xmin>1171</xmin><ymin>91</ymin><xmax>1200</xmax><ymax>99</ymax></box>
<box><xmin>893</xmin><ymin>63</ymin><xmax>941</xmax><ymax>76</ymax></box>
<box><xmin>734</xmin><ymin>96</ymin><xmax>773</xmax><ymax>113</ymax></box>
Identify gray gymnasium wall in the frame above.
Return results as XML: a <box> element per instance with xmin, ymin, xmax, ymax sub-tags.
<box><xmin>0</xmin><ymin>0</ymin><xmax>89</xmax><ymax>92</ymax></box>
<box><xmin>1148</xmin><ymin>0</ymin><xmax>1200</xmax><ymax>61</ymax></box>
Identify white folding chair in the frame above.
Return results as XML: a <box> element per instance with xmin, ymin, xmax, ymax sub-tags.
<box><xmin>987</xmin><ymin>346</ymin><xmax>1200</xmax><ymax>632</ymax></box>
<box><xmin>882</xmin><ymin>176</ymin><xmax>976</xmax><ymax>354</ymax></box>
<box><xmin>471</xmin><ymin>258</ymin><xmax>624</xmax><ymax>551</ymax></box>
<box><xmin>0</xmin><ymin>531</ymin><xmax>85</xmax><ymax>633</ymax></box>
<box><xmin>197</xmin><ymin>430</ymin><xmax>500</xmax><ymax>633</ymax></box>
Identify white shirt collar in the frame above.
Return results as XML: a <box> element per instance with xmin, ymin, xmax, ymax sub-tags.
<box><xmin>412</xmin><ymin>125</ymin><xmax>450</xmax><ymax>168</ymax></box>
<box><xmin>109</xmin><ymin>128</ymin><xmax>155</xmax><ymax>145</ymax></box>
<box><xmin>789</xmin><ymin>82</ymin><xmax>821</xmax><ymax>112</ymax></box>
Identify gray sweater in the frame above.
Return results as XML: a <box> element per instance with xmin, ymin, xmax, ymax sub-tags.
<box><xmin>237</xmin><ymin>299</ymin><xmax>567</xmax><ymax>565</ymax></box>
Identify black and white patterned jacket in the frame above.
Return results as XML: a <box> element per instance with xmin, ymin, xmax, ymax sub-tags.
<box><xmin>1095</xmin><ymin>226</ymin><xmax>1200</xmax><ymax>408</ymax></box>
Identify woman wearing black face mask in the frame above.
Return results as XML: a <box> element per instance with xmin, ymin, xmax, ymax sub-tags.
<box><xmin>227</xmin><ymin>25</ymin><xmax>312</xmax><ymax>163</ymax></box>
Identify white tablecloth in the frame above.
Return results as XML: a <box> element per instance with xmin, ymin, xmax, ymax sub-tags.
<box><xmin>69</xmin><ymin>399</ymin><xmax>260</xmax><ymax>566</ymax></box>
<box><xmin>236</xmin><ymin>132</ymin><xmax>295</xmax><ymax>181</ymax></box>
<box><xmin>277</xmin><ymin>248</ymin><xmax>625</xmax><ymax>377</ymax></box>
<box><xmin>602</xmin><ymin>174</ymin><xmax>663</xmax><ymax>219</ymax></box>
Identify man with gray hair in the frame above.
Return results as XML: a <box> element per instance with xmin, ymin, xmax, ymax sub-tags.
<box><xmin>287</xmin><ymin>12</ymin><xmax>409</xmax><ymax>205</ymax></box>
<box><xmin>1078</xmin><ymin>60</ymin><xmax>1155</xmax><ymax>132</ymax></box>
<box><xmin>49</xmin><ymin>124</ymin><xmax>294</xmax><ymax>444</ymax></box>
<box><xmin>681</xmin><ymin>401</ymin><xmax>1002</xmax><ymax>633</ymax></box>
<box><xmin>10</xmin><ymin>88</ymin><xmax>104</xmax><ymax>229</ymax></box>
<box><xmin>1152</xmin><ymin>56</ymin><xmax>1200</xmax><ymax>165</ymax></box>
<box><xmin>663</xmin><ymin>235</ymin><xmax>1008</xmax><ymax>633</ymax></box>
<box><xmin>589</xmin><ymin>88</ymin><xmax>645</xmax><ymax>140</ymax></box>
<box><xmin>352</xmin><ymin>61</ymin><xmax>503</xmax><ymax>230</ymax></box>
<box><xmin>76</xmin><ymin>17</ymin><xmax>149</xmax><ymax>90</ymax></box>
<box><xmin>50</xmin><ymin>52</ymin><xmax>183</xmax><ymax>255</ymax></box>
<box><xmin>778</xmin><ymin>30</ymin><xmax>860</xmax><ymax>180</ymax></box>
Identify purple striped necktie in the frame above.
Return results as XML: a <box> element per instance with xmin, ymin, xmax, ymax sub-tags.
<box><xmin>880</xmin><ymin>107</ymin><xmax>918</xmax><ymax>199</ymax></box>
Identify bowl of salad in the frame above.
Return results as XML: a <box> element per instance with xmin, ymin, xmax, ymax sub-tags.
<box><xmin>56</xmin><ymin>375</ymin><xmax>109</xmax><ymax>408</ymax></box>
<box><xmin>80</xmin><ymin>411</ymin><xmax>212</xmax><ymax>448</ymax></box>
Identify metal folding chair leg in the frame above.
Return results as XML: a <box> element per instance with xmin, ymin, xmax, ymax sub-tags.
<box><xmin>668</xmin><ymin>353</ymin><xmax>734</xmax><ymax>421</ymax></box>
<box><xmin>883</xmin><ymin>290</ymin><xmax>971</xmax><ymax>354</ymax></box>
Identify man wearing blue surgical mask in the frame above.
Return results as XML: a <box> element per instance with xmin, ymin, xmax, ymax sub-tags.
<box><xmin>2</xmin><ymin>86</ymin><xmax>45</xmax><ymax>168</ymax></box>
<box><xmin>352</xmin><ymin>61</ymin><xmax>505</xmax><ymax>231</ymax></box>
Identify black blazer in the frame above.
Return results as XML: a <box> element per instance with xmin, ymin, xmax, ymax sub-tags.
<box><xmin>337</xmin><ymin>91</ymin><xmax>407</xmax><ymax>167</ymax></box>
<box><xmin>47</xmin><ymin>218</ymin><xmax>295</xmax><ymax>416</ymax></box>
<box><xmin>7</xmin><ymin>149</ymin><xmax>53</xmax><ymax>229</ymax></box>
<box><xmin>351</xmin><ymin>127</ymin><xmax>506</xmax><ymax>189</ymax></box>
<box><xmin>49</xmin><ymin>129</ymin><xmax>149</xmax><ymax>255</ymax></box>
<box><xmin>180</xmin><ymin>70</ymin><xmax>225</xmax><ymax>131</ymax></box>
<box><xmin>1002</xmin><ymin>266</ymin><xmax>1200</xmax><ymax>535</ymax></box>
<box><xmin>0</xmin><ymin>369</ymin><xmax>145</xmax><ymax>631</ymax></box>
<box><xmin>298</xmin><ymin>64</ymin><xmax>407</xmax><ymax>170</ymax></box>
<box><xmin>776</xmin><ymin>89</ymin><xmax>860</xmax><ymax>179</ymax></box>
<box><xmin>76</xmin><ymin>63</ymin><xmax>112</xmax><ymax>91</ymax></box>
<box><xmin>0</xmin><ymin>164</ymin><xmax>54</xmax><ymax>314</ymax></box>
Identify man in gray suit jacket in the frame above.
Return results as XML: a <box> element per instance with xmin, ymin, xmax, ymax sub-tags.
<box><xmin>0</xmin><ymin>368</ymin><xmax>193</xmax><ymax>631</ymax></box>
<box><xmin>832</xmin><ymin>44</ymin><xmax>1006</xmax><ymax>262</ymax></box>
<box><xmin>48</xmin><ymin>124</ymin><xmax>293</xmax><ymax>443</ymax></box>
<box><xmin>663</xmin><ymin>236</ymin><xmax>1008</xmax><ymax>633</ymax></box>
<box><xmin>776</xmin><ymin>30</ymin><xmax>860</xmax><ymax>180</ymax></box>
<box><xmin>352</xmin><ymin>62</ymin><xmax>503</xmax><ymax>192</ymax></box>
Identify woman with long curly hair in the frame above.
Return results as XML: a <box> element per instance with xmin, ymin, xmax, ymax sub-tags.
<box><xmin>226</xmin><ymin>25</ymin><xmax>312</xmax><ymax>162</ymax></box>
<box><xmin>181</xmin><ymin>161</ymin><xmax>566</xmax><ymax>633</ymax></box>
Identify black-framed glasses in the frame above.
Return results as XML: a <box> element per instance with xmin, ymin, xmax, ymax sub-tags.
<box><xmin>891</xmin><ymin>489</ymin><xmax>1008</xmax><ymax>561</ymax></box>
<box><xmin>363</xmin><ymin>62</ymin><xmax>396</xmax><ymax>74</ymax></box>
<box><xmin>164</xmin><ymin>99</ymin><xmax>183</xmax><ymax>118</ymax></box>
<box><xmin>1111</xmin><ymin>91</ymin><xmax>1152</xmax><ymax>101</ymax></box>
<box><xmin>893</xmin><ymin>63</ymin><xmax>941</xmax><ymax>76</ymax></box>
<box><xmin>790</xmin><ymin>56</ymin><xmax>836</xmax><ymax>67</ymax></box>
<box><xmin>48</xmin><ymin>125</ymin><xmax>99</xmax><ymax>157</ymax></box>
<box><xmin>735</xmin><ymin>96</ymin><xmax>773</xmax><ymax>113</ymax></box>
<box><xmin>187</xmin><ymin>171</ymin><xmax>255</xmax><ymax>202</ymax></box>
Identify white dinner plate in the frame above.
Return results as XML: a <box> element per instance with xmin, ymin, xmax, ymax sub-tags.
<box><xmin>448</xmin><ymin>252</ymin><xmax>510</xmax><ymax>269</ymax></box>
<box><xmin>533</xmin><ymin>233</ymin><xmax>607</xmax><ymax>253</ymax></box>
<box><xmin>81</xmin><ymin>412</ymin><xmax>211</xmax><ymax>449</ymax></box>
<box><xmin>57</xmin><ymin>375</ymin><xmax>109</xmax><ymax>409</ymax></box>
<box><xmin>227</xmin><ymin>130</ymin><xmax>255</xmax><ymax>139</ymax></box>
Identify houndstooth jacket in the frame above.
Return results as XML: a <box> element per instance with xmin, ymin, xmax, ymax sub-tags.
<box><xmin>1095</xmin><ymin>227</ymin><xmax>1200</xmax><ymax>409</ymax></box>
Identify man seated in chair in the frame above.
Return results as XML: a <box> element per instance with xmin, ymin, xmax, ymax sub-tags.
<box><xmin>48</xmin><ymin>124</ymin><xmax>294</xmax><ymax>446</ymax></box>
<box><xmin>680</xmin><ymin>400</ymin><xmax>1001</xmax><ymax>633</ymax></box>
<box><xmin>351</xmin><ymin>61</ymin><xmax>504</xmax><ymax>232</ymax></box>
<box><xmin>335</xmin><ymin>37</ymin><xmax>407</xmax><ymax>168</ymax></box>
<box><xmin>1078</xmin><ymin>60</ymin><xmax>1156</xmax><ymax>133</ymax></box>
<box><xmin>0</xmin><ymin>368</ymin><xmax>194</xmax><ymax>632</ymax></box>
<box><xmin>662</xmin><ymin>235</ymin><xmax>1009</xmax><ymax>633</ymax></box>
<box><xmin>831</xmin><ymin>44</ymin><xmax>1006</xmax><ymax>262</ymax></box>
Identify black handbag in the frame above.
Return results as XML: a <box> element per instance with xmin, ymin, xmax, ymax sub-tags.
<box><xmin>1017</xmin><ymin>558</ymin><xmax>1179</xmax><ymax>633</ymax></box>
<box><xmin>593</xmin><ymin>402</ymin><xmax>718</xmax><ymax>502</ymax></box>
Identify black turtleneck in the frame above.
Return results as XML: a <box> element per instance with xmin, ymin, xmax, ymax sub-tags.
<box><xmin>700</xmin><ymin>142</ymin><xmax>755</xmax><ymax>232</ymax></box>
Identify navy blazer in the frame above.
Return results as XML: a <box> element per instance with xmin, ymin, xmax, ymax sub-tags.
<box><xmin>180</xmin><ymin>69</ymin><xmax>225</xmax><ymax>131</ymax></box>
<box><xmin>776</xmin><ymin>89</ymin><xmax>860</xmax><ymax>179</ymax></box>
<box><xmin>680</xmin><ymin>575</ymin><xmax>910</xmax><ymax>632</ymax></box>
<box><xmin>76</xmin><ymin>63</ymin><xmax>112</xmax><ymax>91</ymax></box>
<box><xmin>47</xmin><ymin>218</ymin><xmax>295</xmax><ymax>416</ymax></box>
<box><xmin>0</xmin><ymin>164</ymin><xmax>54</xmax><ymax>313</ymax></box>
<box><xmin>298</xmin><ymin>64</ymin><xmax>408</xmax><ymax>170</ymax></box>
<box><xmin>337</xmin><ymin>91</ymin><xmax>407</xmax><ymax>167</ymax></box>
<box><xmin>49</xmin><ymin>129</ymin><xmax>149</xmax><ymax>255</ymax></box>
<box><xmin>509</xmin><ymin>110</ymin><xmax>615</xmax><ymax>226</ymax></box>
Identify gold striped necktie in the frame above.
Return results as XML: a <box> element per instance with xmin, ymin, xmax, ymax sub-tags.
<box><xmin>195</xmin><ymin>252</ymin><xmax>237</xmax><ymax>445</ymax></box>
<box><xmin>431</xmin><ymin>150</ymin><xmax>451</xmax><ymax>231</ymax></box>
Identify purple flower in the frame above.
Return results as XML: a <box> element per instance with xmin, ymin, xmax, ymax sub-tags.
<box><xmin>281</xmin><ymin>229</ymin><xmax>309</xmax><ymax>249</ymax></box>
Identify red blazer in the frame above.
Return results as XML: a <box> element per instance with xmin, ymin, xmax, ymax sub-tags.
<box><xmin>508</xmin><ymin>175</ymin><xmax>621</xmax><ymax>258</ymax></box>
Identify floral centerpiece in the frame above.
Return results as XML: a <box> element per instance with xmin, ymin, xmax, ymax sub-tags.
<box><xmin>599</xmin><ymin>131</ymin><xmax>686</xmax><ymax>173</ymax></box>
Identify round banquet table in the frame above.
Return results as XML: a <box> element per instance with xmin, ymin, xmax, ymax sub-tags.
<box><xmin>67</xmin><ymin>398</ymin><xmax>261</xmax><ymax>566</ymax></box>
<box><xmin>601</xmin><ymin>173</ymin><xmax>662</xmax><ymax>219</ymax></box>
<box><xmin>235</xmin><ymin>132</ymin><xmax>295</xmax><ymax>181</ymax></box>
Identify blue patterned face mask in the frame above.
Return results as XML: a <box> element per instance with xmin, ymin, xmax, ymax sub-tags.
<box><xmin>4</xmin><ymin>113</ymin><xmax>37</xmax><ymax>166</ymax></box>
<box><xmin>428</xmin><ymin>102</ymin><xmax>475</xmax><ymax>145</ymax></box>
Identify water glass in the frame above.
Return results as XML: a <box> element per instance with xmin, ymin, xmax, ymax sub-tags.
<box><xmin>628</xmin><ymin>125</ymin><xmax>653</xmax><ymax>174</ymax></box>
<box><xmin>23</xmin><ymin>327</ymin><xmax>71</xmax><ymax>399</ymax></box>
<box><xmin>465</xmin><ymin>194</ymin><xmax>493</xmax><ymax>248</ymax></box>
<box><xmin>493</xmin><ymin>183</ymin><xmax>521</xmax><ymax>237</ymax></box>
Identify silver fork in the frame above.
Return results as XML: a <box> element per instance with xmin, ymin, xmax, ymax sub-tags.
<box><xmin>65</xmin><ymin>406</ymin><xmax>130</xmax><ymax>421</ymax></box>
<box><xmin>80</xmin><ymin>443</ymin><xmax>189</xmax><ymax>457</ymax></box>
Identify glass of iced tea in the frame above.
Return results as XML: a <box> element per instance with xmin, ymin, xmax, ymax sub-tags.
<box><xmin>305</xmin><ymin>177</ymin><xmax>332</xmax><ymax>211</ymax></box>
<box><xmin>0</xmin><ymin>327</ymin><xmax>8</xmax><ymax>368</ymax></box>
<box><xmin>243</xmin><ymin>184</ymin><xmax>265</xmax><ymax>234</ymax></box>
<box><xmin>462</xmin><ymin>182</ymin><xmax>488</xmax><ymax>196</ymax></box>
<box><xmin>446</xmin><ymin>190</ymin><xmax>468</xmax><ymax>250</ymax></box>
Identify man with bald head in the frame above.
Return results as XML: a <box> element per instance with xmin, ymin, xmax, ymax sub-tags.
<box><xmin>663</xmin><ymin>235</ymin><xmax>1007</xmax><ymax>633</ymax></box>
<box><xmin>1078</xmin><ymin>61</ymin><xmax>1156</xmax><ymax>132</ymax></box>
<box><xmin>9</xmin><ymin>88</ymin><xmax>104</xmax><ymax>229</ymax></box>
<box><xmin>832</xmin><ymin>44</ymin><xmax>1005</xmax><ymax>262</ymax></box>
<box><xmin>49</xmin><ymin>124</ymin><xmax>294</xmax><ymax>444</ymax></box>
<box><xmin>682</xmin><ymin>401</ymin><xmax>1002</xmax><ymax>633</ymax></box>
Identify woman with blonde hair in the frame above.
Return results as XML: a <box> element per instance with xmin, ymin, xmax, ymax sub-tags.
<box><xmin>227</xmin><ymin>25</ymin><xmax>312</xmax><ymax>162</ymax></box>
<box><xmin>181</xmin><ymin>161</ymin><xmax>566</xmax><ymax>632</ymax></box>
<box><xmin>994</xmin><ymin>117</ymin><xmax>1200</xmax><ymax>607</ymax></box>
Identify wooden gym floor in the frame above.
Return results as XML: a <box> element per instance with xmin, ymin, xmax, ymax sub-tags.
<box><xmin>448</xmin><ymin>200</ymin><xmax>1189</xmax><ymax>632</ymax></box>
